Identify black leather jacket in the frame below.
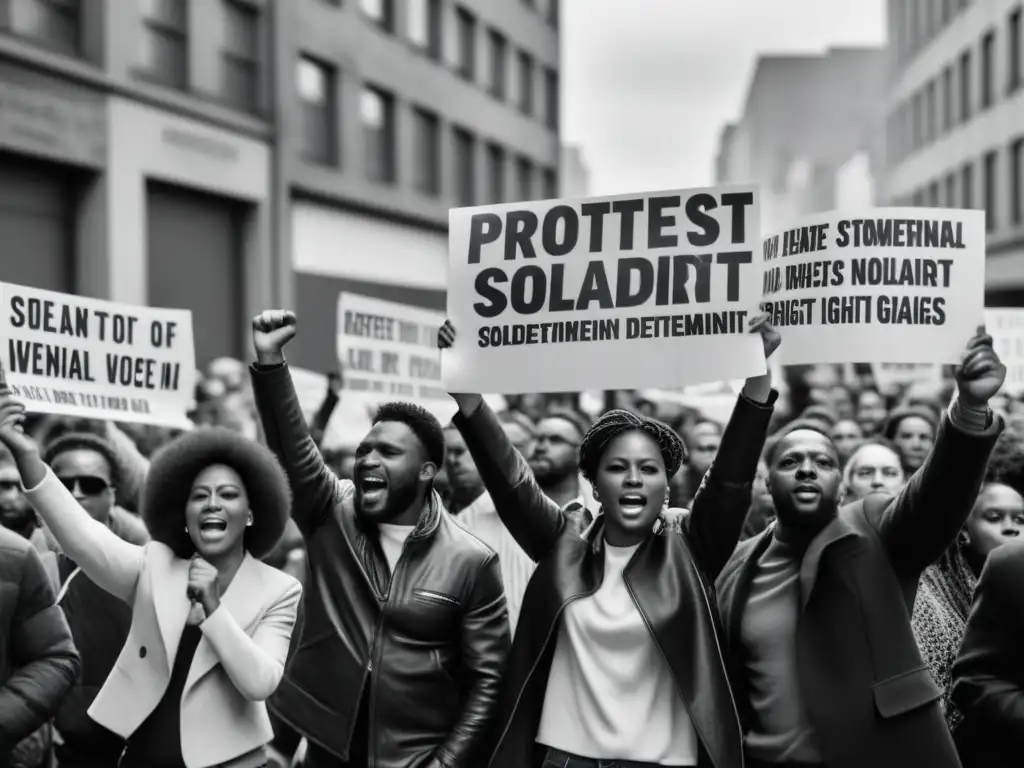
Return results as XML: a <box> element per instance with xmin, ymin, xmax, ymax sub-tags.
<box><xmin>452</xmin><ymin>392</ymin><xmax>775</xmax><ymax>768</ymax></box>
<box><xmin>251</xmin><ymin>363</ymin><xmax>510</xmax><ymax>768</ymax></box>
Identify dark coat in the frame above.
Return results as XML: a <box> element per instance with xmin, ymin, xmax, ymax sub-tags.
<box><xmin>252</xmin><ymin>362</ymin><xmax>510</xmax><ymax>768</ymax></box>
<box><xmin>950</xmin><ymin>540</ymin><xmax>1024</xmax><ymax>768</ymax></box>
<box><xmin>716</xmin><ymin>410</ymin><xmax>1001</xmax><ymax>768</ymax></box>
<box><xmin>0</xmin><ymin>525</ymin><xmax>80</xmax><ymax>757</ymax></box>
<box><xmin>453</xmin><ymin>391</ymin><xmax>775</xmax><ymax>768</ymax></box>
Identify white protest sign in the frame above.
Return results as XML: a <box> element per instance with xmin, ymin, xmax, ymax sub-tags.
<box><xmin>336</xmin><ymin>293</ymin><xmax>456</xmax><ymax>424</ymax></box>
<box><xmin>288</xmin><ymin>366</ymin><xmax>329</xmax><ymax>420</ymax></box>
<box><xmin>0</xmin><ymin>283</ymin><xmax>196</xmax><ymax>428</ymax></box>
<box><xmin>986</xmin><ymin>308</ymin><xmax>1024</xmax><ymax>394</ymax></box>
<box><xmin>444</xmin><ymin>184</ymin><xmax>766</xmax><ymax>393</ymax></box>
<box><xmin>761</xmin><ymin>207</ymin><xmax>985</xmax><ymax>366</ymax></box>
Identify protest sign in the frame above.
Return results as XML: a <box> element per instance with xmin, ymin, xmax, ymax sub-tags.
<box><xmin>0</xmin><ymin>283</ymin><xmax>196</xmax><ymax>428</ymax></box>
<box><xmin>986</xmin><ymin>308</ymin><xmax>1024</xmax><ymax>394</ymax></box>
<box><xmin>336</xmin><ymin>293</ymin><xmax>457</xmax><ymax>424</ymax></box>
<box><xmin>288</xmin><ymin>366</ymin><xmax>329</xmax><ymax>420</ymax></box>
<box><xmin>444</xmin><ymin>184</ymin><xmax>766</xmax><ymax>393</ymax></box>
<box><xmin>760</xmin><ymin>208</ymin><xmax>985</xmax><ymax>366</ymax></box>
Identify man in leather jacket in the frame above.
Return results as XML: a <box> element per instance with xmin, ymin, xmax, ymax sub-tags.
<box><xmin>249</xmin><ymin>310</ymin><xmax>510</xmax><ymax>768</ymax></box>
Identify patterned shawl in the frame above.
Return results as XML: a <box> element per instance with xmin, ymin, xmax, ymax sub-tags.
<box><xmin>910</xmin><ymin>542</ymin><xmax>978</xmax><ymax>731</ymax></box>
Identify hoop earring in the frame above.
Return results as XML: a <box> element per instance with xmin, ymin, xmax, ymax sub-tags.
<box><xmin>246</xmin><ymin>518</ymin><xmax>253</xmax><ymax>527</ymax></box>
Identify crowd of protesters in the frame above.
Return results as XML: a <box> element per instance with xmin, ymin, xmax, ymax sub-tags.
<box><xmin>0</xmin><ymin>310</ymin><xmax>1022</xmax><ymax>768</ymax></box>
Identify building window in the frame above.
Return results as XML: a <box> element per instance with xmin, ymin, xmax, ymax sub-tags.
<box><xmin>408</xmin><ymin>0</ymin><xmax>442</xmax><ymax>60</ymax></box>
<box><xmin>928</xmin><ymin>180</ymin><xmax>940</xmax><ymax>206</ymax></box>
<box><xmin>962</xmin><ymin>160</ymin><xmax>974</xmax><ymax>208</ymax></box>
<box><xmin>942</xmin><ymin>64</ymin><xmax>954</xmax><ymax>132</ymax></box>
<box><xmin>912</xmin><ymin>188</ymin><xmax>925</xmax><ymax>207</ymax></box>
<box><xmin>488</xmin><ymin>29</ymin><xmax>507</xmax><ymax>100</ymax></box>
<box><xmin>362</xmin><ymin>0</ymin><xmax>393</xmax><ymax>33</ymax></box>
<box><xmin>455</xmin><ymin>7</ymin><xmax>476</xmax><ymax>82</ymax></box>
<box><xmin>923</xmin><ymin>0</ymin><xmax>935</xmax><ymax>40</ymax></box>
<box><xmin>362</xmin><ymin>86</ymin><xmax>396</xmax><ymax>184</ymax></box>
<box><xmin>453</xmin><ymin>127</ymin><xmax>476</xmax><ymax>207</ymax></box>
<box><xmin>1011</xmin><ymin>137</ymin><xmax>1024</xmax><ymax>226</ymax></box>
<box><xmin>137</xmin><ymin>0</ymin><xmax>188</xmax><ymax>89</ymax></box>
<box><xmin>413</xmin><ymin>107</ymin><xmax>441</xmax><ymax>197</ymax></box>
<box><xmin>981</xmin><ymin>29</ymin><xmax>995</xmax><ymax>109</ymax></box>
<box><xmin>543</xmin><ymin>167</ymin><xmax>557</xmax><ymax>199</ymax></box>
<box><xmin>518</xmin><ymin>50</ymin><xmax>534</xmax><ymax>116</ymax></box>
<box><xmin>4</xmin><ymin>0</ymin><xmax>81</xmax><ymax>55</ymax></box>
<box><xmin>925</xmin><ymin>79</ymin><xmax>936</xmax><ymax>143</ymax></box>
<box><xmin>909</xmin><ymin>0</ymin><xmax>919</xmax><ymax>54</ymax></box>
<box><xmin>297</xmin><ymin>56</ymin><xmax>337</xmax><ymax>165</ymax></box>
<box><xmin>941</xmin><ymin>0</ymin><xmax>952</xmax><ymax>27</ymax></box>
<box><xmin>220</xmin><ymin>0</ymin><xmax>260</xmax><ymax>113</ymax></box>
<box><xmin>984</xmin><ymin>149</ymin><xmax>999</xmax><ymax>230</ymax></box>
<box><xmin>1009</xmin><ymin>7</ymin><xmax>1022</xmax><ymax>94</ymax></box>
<box><xmin>544</xmin><ymin>68</ymin><xmax>559</xmax><ymax>131</ymax></box>
<box><xmin>547</xmin><ymin>0</ymin><xmax>559</xmax><ymax>28</ymax></box>
<box><xmin>516</xmin><ymin>155</ymin><xmax>533</xmax><ymax>200</ymax></box>
<box><xmin>945</xmin><ymin>170</ymin><xmax>957</xmax><ymax>207</ymax></box>
<box><xmin>959</xmin><ymin>49</ymin><xmax>972</xmax><ymax>123</ymax></box>
<box><xmin>486</xmin><ymin>143</ymin><xmax>505</xmax><ymax>203</ymax></box>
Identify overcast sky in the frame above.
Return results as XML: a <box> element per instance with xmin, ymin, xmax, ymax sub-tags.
<box><xmin>560</xmin><ymin>0</ymin><xmax>887</xmax><ymax>196</ymax></box>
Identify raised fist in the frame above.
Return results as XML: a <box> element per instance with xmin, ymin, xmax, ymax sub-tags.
<box><xmin>252</xmin><ymin>310</ymin><xmax>297</xmax><ymax>365</ymax></box>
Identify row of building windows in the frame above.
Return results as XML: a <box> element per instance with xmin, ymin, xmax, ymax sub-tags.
<box><xmin>0</xmin><ymin>0</ymin><xmax>262</xmax><ymax>113</ymax></box>
<box><xmin>354</xmin><ymin>0</ymin><xmax>559</xmax><ymax>131</ymax></box>
<box><xmin>297</xmin><ymin>56</ymin><xmax>556</xmax><ymax>206</ymax></box>
<box><xmin>894</xmin><ymin>137</ymin><xmax>1024</xmax><ymax>233</ymax></box>
<box><xmin>888</xmin><ymin>4</ymin><xmax>1023</xmax><ymax>165</ymax></box>
<box><xmin>892</xmin><ymin>0</ymin><xmax>972</xmax><ymax>68</ymax></box>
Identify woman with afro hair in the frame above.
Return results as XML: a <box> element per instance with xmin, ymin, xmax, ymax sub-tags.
<box><xmin>0</xmin><ymin>387</ymin><xmax>300</xmax><ymax>768</ymax></box>
<box><xmin>438</xmin><ymin>316</ymin><xmax>781</xmax><ymax>768</ymax></box>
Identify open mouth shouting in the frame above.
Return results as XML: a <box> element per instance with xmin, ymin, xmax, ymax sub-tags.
<box><xmin>197</xmin><ymin>516</ymin><xmax>229</xmax><ymax>543</ymax></box>
<box><xmin>358</xmin><ymin>474</ymin><xmax>388</xmax><ymax>505</ymax></box>
<box><xmin>618</xmin><ymin>492</ymin><xmax>649</xmax><ymax>517</ymax></box>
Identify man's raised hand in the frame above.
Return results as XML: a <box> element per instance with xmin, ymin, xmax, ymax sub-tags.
<box><xmin>252</xmin><ymin>310</ymin><xmax>298</xmax><ymax>366</ymax></box>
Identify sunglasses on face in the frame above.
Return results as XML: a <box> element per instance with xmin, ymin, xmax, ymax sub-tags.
<box><xmin>58</xmin><ymin>475</ymin><xmax>110</xmax><ymax>496</ymax></box>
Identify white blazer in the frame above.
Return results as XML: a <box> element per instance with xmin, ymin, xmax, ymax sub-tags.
<box><xmin>24</xmin><ymin>468</ymin><xmax>302</xmax><ymax>768</ymax></box>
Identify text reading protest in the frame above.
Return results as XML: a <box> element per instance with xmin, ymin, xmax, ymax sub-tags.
<box><xmin>445</xmin><ymin>185</ymin><xmax>766</xmax><ymax>393</ymax></box>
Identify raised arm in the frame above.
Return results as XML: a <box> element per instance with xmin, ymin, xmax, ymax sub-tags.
<box><xmin>874</xmin><ymin>329</ymin><xmax>1005</xmax><ymax>578</ymax></box>
<box><xmin>684</xmin><ymin>315</ymin><xmax>779</xmax><ymax>580</ymax></box>
<box><xmin>249</xmin><ymin>311</ymin><xmax>351</xmax><ymax>537</ymax></box>
<box><xmin>950</xmin><ymin>542</ymin><xmax>1024</xmax><ymax>751</ymax></box>
<box><xmin>200</xmin><ymin>577</ymin><xmax>303</xmax><ymax>702</ymax></box>
<box><xmin>433</xmin><ymin>554</ymin><xmax>510</xmax><ymax>767</ymax></box>
<box><xmin>0</xmin><ymin>542</ymin><xmax>80</xmax><ymax>753</ymax></box>
<box><xmin>0</xmin><ymin>393</ymin><xmax>144</xmax><ymax>603</ymax></box>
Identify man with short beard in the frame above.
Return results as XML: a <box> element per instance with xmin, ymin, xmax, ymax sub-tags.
<box><xmin>716</xmin><ymin>329</ymin><xmax>1006</xmax><ymax>768</ymax></box>
<box><xmin>249</xmin><ymin>310</ymin><xmax>510</xmax><ymax>768</ymax></box>
<box><xmin>529</xmin><ymin>409</ymin><xmax>597</xmax><ymax>533</ymax></box>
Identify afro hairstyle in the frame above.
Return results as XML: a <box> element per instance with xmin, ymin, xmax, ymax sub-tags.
<box><xmin>373</xmin><ymin>401</ymin><xmax>445</xmax><ymax>468</ymax></box>
<box><xmin>42</xmin><ymin>432</ymin><xmax>122</xmax><ymax>487</ymax></box>
<box><xmin>578</xmin><ymin>409</ymin><xmax>685</xmax><ymax>484</ymax></box>
<box><xmin>141</xmin><ymin>427</ymin><xmax>292</xmax><ymax>559</ymax></box>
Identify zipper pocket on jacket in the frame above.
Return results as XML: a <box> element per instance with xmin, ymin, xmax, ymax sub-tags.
<box><xmin>412</xmin><ymin>588</ymin><xmax>461</xmax><ymax>607</ymax></box>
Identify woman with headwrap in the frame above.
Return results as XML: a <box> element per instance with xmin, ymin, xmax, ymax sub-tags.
<box><xmin>438</xmin><ymin>316</ymin><xmax>781</xmax><ymax>768</ymax></box>
<box><xmin>0</xmin><ymin>389</ymin><xmax>300</xmax><ymax>768</ymax></box>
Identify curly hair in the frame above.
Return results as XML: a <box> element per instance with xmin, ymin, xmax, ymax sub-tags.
<box><xmin>42</xmin><ymin>432</ymin><xmax>121</xmax><ymax>487</ymax></box>
<box><xmin>985</xmin><ymin>428</ymin><xmax>1024</xmax><ymax>491</ymax></box>
<box><xmin>374</xmin><ymin>401</ymin><xmax>445</xmax><ymax>468</ymax></box>
<box><xmin>578</xmin><ymin>409</ymin><xmax>685</xmax><ymax>484</ymax></box>
<box><xmin>141</xmin><ymin>427</ymin><xmax>292</xmax><ymax>559</ymax></box>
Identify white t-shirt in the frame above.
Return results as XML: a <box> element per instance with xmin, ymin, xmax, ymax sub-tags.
<box><xmin>377</xmin><ymin>523</ymin><xmax>415</xmax><ymax>574</ymax></box>
<box><xmin>537</xmin><ymin>541</ymin><xmax>699</xmax><ymax>764</ymax></box>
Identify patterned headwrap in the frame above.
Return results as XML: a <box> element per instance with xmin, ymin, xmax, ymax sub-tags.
<box><xmin>578</xmin><ymin>409</ymin><xmax>686</xmax><ymax>483</ymax></box>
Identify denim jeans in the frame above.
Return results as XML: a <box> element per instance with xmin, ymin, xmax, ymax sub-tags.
<box><xmin>540</xmin><ymin>746</ymin><xmax>693</xmax><ymax>768</ymax></box>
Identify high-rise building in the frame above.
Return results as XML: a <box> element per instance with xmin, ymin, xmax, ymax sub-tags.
<box><xmin>884</xmin><ymin>0</ymin><xmax>1024</xmax><ymax>305</ymax></box>
<box><xmin>715</xmin><ymin>47</ymin><xmax>885</xmax><ymax>234</ymax></box>
<box><xmin>0</xmin><ymin>0</ymin><xmax>275</xmax><ymax>366</ymax></box>
<box><xmin>276</xmin><ymin>0</ymin><xmax>561</xmax><ymax>369</ymax></box>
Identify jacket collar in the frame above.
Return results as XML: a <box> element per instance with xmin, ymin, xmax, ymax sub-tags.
<box><xmin>152</xmin><ymin>551</ymin><xmax>265</xmax><ymax>678</ymax></box>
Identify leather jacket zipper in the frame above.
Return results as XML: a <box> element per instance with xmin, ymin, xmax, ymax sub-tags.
<box><xmin>367</xmin><ymin>533</ymin><xmax>415</xmax><ymax>768</ymax></box>
<box><xmin>487</xmin><ymin>590</ymin><xmax>594</xmax><ymax>765</ymax></box>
